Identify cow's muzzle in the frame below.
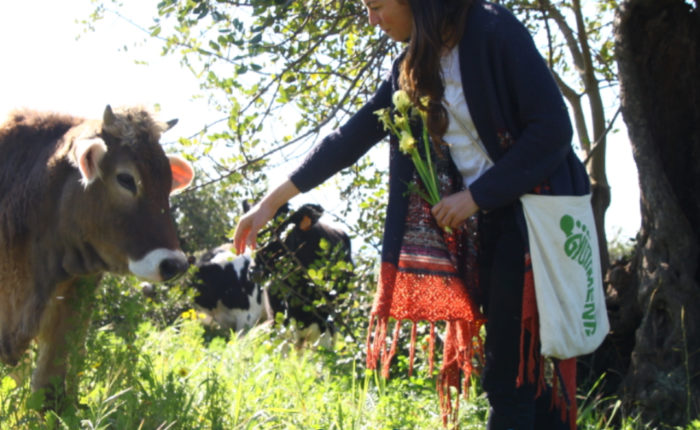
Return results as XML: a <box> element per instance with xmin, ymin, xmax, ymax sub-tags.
<box><xmin>128</xmin><ymin>249</ymin><xmax>190</xmax><ymax>282</ymax></box>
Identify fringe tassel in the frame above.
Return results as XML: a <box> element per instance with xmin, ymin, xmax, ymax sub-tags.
<box><xmin>428</xmin><ymin>322</ymin><xmax>436</xmax><ymax>375</ymax></box>
<box><xmin>517</xmin><ymin>257</ymin><xmax>542</xmax><ymax>390</ymax></box>
<box><xmin>365</xmin><ymin>314</ymin><xmax>386</xmax><ymax>372</ymax></box>
<box><xmin>408</xmin><ymin>322</ymin><xmax>417</xmax><ymax>377</ymax></box>
<box><xmin>437</xmin><ymin>319</ymin><xmax>483</xmax><ymax>426</ymax></box>
<box><xmin>366</xmin><ymin>260</ymin><xmax>485</xmax><ymax>428</ymax></box>
<box><xmin>367</xmin><ymin>315</ymin><xmax>484</xmax><ymax>429</ymax></box>
<box><xmin>381</xmin><ymin>321</ymin><xmax>401</xmax><ymax>378</ymax></box>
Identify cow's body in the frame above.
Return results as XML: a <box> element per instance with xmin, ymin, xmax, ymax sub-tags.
<box><xmin>192</xmin><ymin>245</ymin><xmax>270</xmax><ymax>332</ymax></box>
<box><xmin>191</xmin><ymin>204</ymin><xmax>352</xmax><ymax>347</ymax></box>
<box><xmin>0</xmin><ymin>106</ymin><xmax>193</xmax><ymax>406</ymax></box>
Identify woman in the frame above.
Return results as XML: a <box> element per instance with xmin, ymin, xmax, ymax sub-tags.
<box><xmin>234</xmin><ymin>1</ymin><xmax>589</xmax><ymax>428</ymax></box>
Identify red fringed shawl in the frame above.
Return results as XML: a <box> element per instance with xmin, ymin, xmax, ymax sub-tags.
<box><xmin>365</xmin><ymin>174</ymin><xmax>577</xmax><ymax>429</ymax></box>
<box><xmin>366</xmin><ymin>177</ymin><xmax>485</xmax><ymax>425</ymax></box>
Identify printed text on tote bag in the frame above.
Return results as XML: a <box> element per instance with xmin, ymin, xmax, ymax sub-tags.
<box><xmin>560</xmin><ymin>214</ymin><xmax>597</xmax><ymax>336</ymax></box>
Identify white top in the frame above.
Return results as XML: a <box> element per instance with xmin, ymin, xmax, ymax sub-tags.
<box><xmin>440</xmin><ymin>47</ymin><xmax>494</xmax><ymax>188</ymax></box>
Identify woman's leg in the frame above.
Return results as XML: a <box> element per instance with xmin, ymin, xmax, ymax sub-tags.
<box><xmin>479</xmin><ymin>207</ymin><xmax>536</xmax><ymax>430</ymax></box>
<box><xmin>479</xmin><ymin>207</ymin><xmax>570</xmax><ymax>430</ymax></box>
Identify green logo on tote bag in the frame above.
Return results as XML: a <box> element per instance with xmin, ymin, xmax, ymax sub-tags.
<box><xmin>560</xmin><ymin>214</ymin><xmax>597</xmax><ymax>336</ymax></box>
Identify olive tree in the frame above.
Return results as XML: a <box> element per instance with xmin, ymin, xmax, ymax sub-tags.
<box><xmin>612</xmin><ymin>0</ymin><xmax>700</xmax><ymax>425</ymax></box>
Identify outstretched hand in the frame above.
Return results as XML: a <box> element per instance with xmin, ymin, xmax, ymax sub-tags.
<box><xmin>232</xmin><ymin>203</ymin><xmax>274</xmax><ymax>254</ymax></box>
<box><xmin>232</xmin><ymin>179</ymin><xmax>301</xmax><ymax>254</ymax></box>
<box><xmin>431</xmin><ymin>188</ymin><xmax>479</xmax><ymax>230</ymax></box>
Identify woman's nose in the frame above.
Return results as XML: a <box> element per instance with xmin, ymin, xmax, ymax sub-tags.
<box><xmin>368</xmin><ymin>11</ymin><xmax>380</xmax><ymax>26</ymax></box>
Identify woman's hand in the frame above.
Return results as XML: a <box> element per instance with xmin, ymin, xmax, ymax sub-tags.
<box><xmin>232</xmin><ymin>179</ymin><xmax>300</xmax><ymax>254</ymax></box>
<box><xmin>232</xmin><ymin>203</ymin><xmax>276</xmax><ymax>254</ymax></box>
<box><xmin>431</xmin><ymin>188</ymin><xmax>480</xmax><ymax>230</ymax></box>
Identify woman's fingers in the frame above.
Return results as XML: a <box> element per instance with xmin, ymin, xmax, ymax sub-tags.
<box><xmin>233</xmin><ymin>210</ymin><xmax>263</xmax><ymax>254</ymax></box>
<box><xmin>232</xmin><ymin>217</ymin><xmax>252</xmax><ymax>254</ymax></box>
<box><xmin>431</xmin><ymin>189</ymin><xmax>479</xmax><ymax>229</ymax></box>
<box><xmin>431</xmin><ymin>202</ymin><xmax>449</xmax><ymax>227</ymax></box>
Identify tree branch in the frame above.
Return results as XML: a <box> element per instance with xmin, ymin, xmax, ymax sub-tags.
<box><xmin>537</xmin><ymin>0</ymin><xmax>585</xmax><ymax>72</ymax></box>
<box><xmin>582</xmin><ymin>105</ymin><xmax>622</xmax><ymax>166</ymax></box>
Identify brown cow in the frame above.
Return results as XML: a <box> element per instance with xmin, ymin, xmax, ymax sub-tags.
<box><xmin>0</xmin><ymin>105</ymin><xmax>194</xmax><ymax>408</ymax></box>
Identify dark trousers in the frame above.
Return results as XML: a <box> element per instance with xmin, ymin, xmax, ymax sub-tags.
<box><xmin>478</xmin><ymin>206</ymin><xmax>569</xmax><ymax>430</ymax></box>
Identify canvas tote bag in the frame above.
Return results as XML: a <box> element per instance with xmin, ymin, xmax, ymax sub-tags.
<box><xmin>520</xmin><ymin>193</ymin><xmax>609</xmax><ymax>359</ymax></box>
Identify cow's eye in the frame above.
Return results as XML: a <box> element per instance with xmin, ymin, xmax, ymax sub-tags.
<box><xmin>116</xmin><ymin>173</ymin><xmax>137</xmax><ymax>194</ymax></box>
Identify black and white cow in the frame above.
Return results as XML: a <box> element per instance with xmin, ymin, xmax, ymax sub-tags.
<box><xmin>191</xmin><ymin>244</ymin><xmax>269</xmax><ymax>332</ymax></box>
<box><xmin>189</xmin><ymin>203</ymin><xmax>353</xmax><ymax>346</ymax></box>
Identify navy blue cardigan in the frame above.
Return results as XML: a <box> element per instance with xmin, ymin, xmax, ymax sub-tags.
<box><xmin>290</xmin><ymin>0</ymin><xmax>590</xmax><ymax>265</ymax></box>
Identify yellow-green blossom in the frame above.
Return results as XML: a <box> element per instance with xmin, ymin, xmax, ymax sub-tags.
<box><xmin>416</xmin><ymin>96</ymin><xmax>430</xmax><ymax>122</ymax></box>
<box><xmin>392</xmin><ymin>89</ymin><xmax>412</xmax><ymax>114</ymax></box>
<box><xmin>374</xmin><ymin>108</ymin><xmax>392</xmax><ymax>132</ymax></box>
<box><xmin>399</xmin><ymin>131</ymin><xmax>416</xmax><ymax>154</ymax></box>
<box><xmin>394</xmin><ymin>114</ymin><xmax>409</xmax><ymax>131</ymax></box>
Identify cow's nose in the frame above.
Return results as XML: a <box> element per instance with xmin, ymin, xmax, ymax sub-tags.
<box><xmin>159</xmin><ymin>256</ymin><xmax>189</xmax><ymax>281</ymax></box>
<box><xmin>129</xmin><ymin>249</ymin><xmax>190</xmax><ymax>282</ymax></box>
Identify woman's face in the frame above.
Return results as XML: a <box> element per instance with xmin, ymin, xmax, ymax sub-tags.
<box><xmin>363</xmin><ymin>0</ymin><xmax>413</xmax><ymax>42</ymax></box>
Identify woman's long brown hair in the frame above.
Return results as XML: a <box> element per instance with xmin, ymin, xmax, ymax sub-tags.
<box><xmin>399</xmin><ymin>0</ymin><xmax>473</xmax><ymax>149</ymax></box>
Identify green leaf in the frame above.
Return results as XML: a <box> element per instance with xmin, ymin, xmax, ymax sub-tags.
<box><xmin>25</xmin><ymin>390</ymin><xmax>46</xmax><ymax>411</ymax></box>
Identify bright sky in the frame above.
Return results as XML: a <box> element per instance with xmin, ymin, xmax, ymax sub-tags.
<box><xmin>0</xmin><ymin>0</ymin><xmax>641</xmax><ymax>243</ymax></box>
<box><xmin>0</xmin><ymin>1</ymin><xmax>211</xmax><ymax>137</ymax></box>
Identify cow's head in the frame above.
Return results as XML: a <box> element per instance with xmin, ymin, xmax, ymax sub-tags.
<box><xmin>282</xmin><ymin>203</ymin><xmax>324</xmax><ymax>232</ymax></box>
<box><xmin>252</xmin><ymin>203</ymin><xmax>326</xmax><ymax>281</ymax></box>
<box><xmin>63</xmin><ymin>105</ymin><xmax>194</xmax><ymax>281</ymax></box>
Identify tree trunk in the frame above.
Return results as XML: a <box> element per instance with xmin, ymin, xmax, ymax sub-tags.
<box><xmin>536</xmin><ymin>0</ymin><xmax>613</xmax><ymax>274</ymax></box>
<box><xmin>611</xmin><ymin>0</ymin><xmax>700</xmax><ymax>426</ymax></box>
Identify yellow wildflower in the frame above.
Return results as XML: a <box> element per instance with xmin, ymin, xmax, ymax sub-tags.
<box><xmin>181</xmin><ymin>308</ymin><xmax>197</xmax><ymax>320</ymax></box>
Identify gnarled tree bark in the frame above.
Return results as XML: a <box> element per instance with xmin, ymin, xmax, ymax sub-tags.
<box><xmin>610</xmin><ymin>0</ymin><xmax>700</xmax><ymax>426</ymax></box>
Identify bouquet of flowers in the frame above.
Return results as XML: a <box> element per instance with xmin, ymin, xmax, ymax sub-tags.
<box><xmin>375</xmin><ymin>90</ymin><xmax>441</xmax><ymax>206</ymax></box>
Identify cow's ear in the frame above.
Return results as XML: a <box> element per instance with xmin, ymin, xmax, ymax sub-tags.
<box><xmin>168</xmin><ymin>155</ymin><xmax>194</xmax><ymax>194</ymax></box>
<box><xmin>74</xmin><ymin>137</ymin><xmax>108</xmax><ymax>187</ymax></box>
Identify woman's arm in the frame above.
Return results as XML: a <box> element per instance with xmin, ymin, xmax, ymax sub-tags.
<box><xmin>468</xmin><ymin>8</ymin><xmax>574</xmax><ymax>210</ymax></box>
<box><xmin>234</xmin><ymin>69</ymin><xmax>394</xmax><ymax>253</ymax></box>
<box><xmin>290</xmin><ymin>76</ymin><xmax>393</xmax><ymax>193</ymax></box>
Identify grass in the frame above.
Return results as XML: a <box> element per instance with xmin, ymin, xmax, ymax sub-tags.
<box><xmin>1</xmin><ymin>317</ymin><xmax>476</xmax><ymax>429</ymax></box>
<box><xmin>1</xmin><ymin>280</ymin><xmax>698</xmax><ymax>429</ymax></box>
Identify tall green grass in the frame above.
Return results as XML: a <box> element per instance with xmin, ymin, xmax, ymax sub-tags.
<box><xmin>1</xmin><ymin>278</ymin><xmax>698</xmax><ymax>429</ymax></box>
<box><xmin>1</xmin><ymin>317</ymin><xmax>479</xmax><ymax>429</ymax></box>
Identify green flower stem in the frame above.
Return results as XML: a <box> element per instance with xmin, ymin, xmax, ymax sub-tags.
<box><xmin>421</xmin><ymin>125</ymin><xmax>439</xmax><ymax>204</ymax></box>
<box><xmin>410</xmin><ymin>150</ymin><xmax>441</xmax><ymax>206</ymax></box>
<box><xmin>407</xmin><ymin>182</ymin><xmax>433</xmax><ymax>204</ymax></box>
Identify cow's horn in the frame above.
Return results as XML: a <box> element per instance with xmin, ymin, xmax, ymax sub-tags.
<box><xmin>103</xmin><ymin>105</ymin><xmax>116</xmax><ymax>126</ymax></box>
